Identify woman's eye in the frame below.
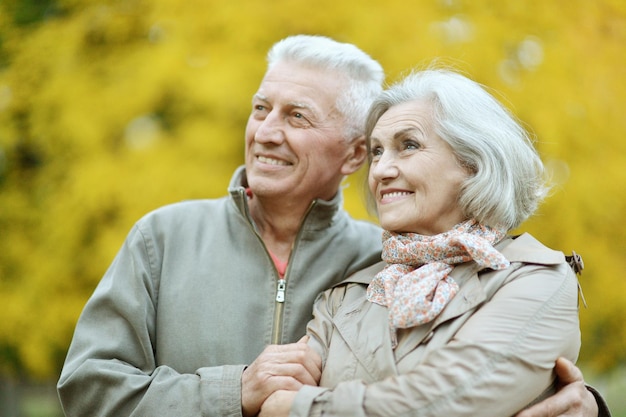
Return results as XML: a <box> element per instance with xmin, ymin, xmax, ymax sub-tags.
<box><xmin>404</xmin><ymin>140</ymin><xmax>420</xmax><ymax>150</ymax></box>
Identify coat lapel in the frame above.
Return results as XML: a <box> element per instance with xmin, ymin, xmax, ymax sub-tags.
<box><xmin>331</xmin><ymin>262</ymin><xmax>487</xmax><ymax>378</ymax></box>
<box><xmin>328</xmin><ymin>236</ymin><xmax>552</xmax><ymax>377</ymax></box>
<box><xmin>392</xmin><ymin>262</ymin><xmax>486</xmax><ymax>363</ymax></box>
<box><xmin>332</xmin><ymin>293</ymin><xmax>398</xmax><ymax>381</ymax></box>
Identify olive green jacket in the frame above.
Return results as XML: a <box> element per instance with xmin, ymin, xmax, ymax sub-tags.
<box><xmin>57</xmin><ymin>166</ymin><xmax>382</xmax><ymax>417</ymax></box>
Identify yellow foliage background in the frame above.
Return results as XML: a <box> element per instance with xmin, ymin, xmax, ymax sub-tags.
<box><xmin>0</xmin><ymin>0</ymin><xmax>624</xmax><ymax>399</ymax></box>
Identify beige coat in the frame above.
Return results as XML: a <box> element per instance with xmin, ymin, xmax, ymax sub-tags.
<box><xmin>291</xmin><ymin>233</ymin><xmax>581</xmax><ymax>417</ymax></box>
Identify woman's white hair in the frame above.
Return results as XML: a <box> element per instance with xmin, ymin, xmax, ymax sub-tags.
<box><xmin>365</xmin><ymin>68</ymin><xmax>549</xmax><ymax>230</ymax></box>
<box><xmin>267</xmin><ymin>35</ymin><xmax>384</xmax><ymax>141</ymax></box>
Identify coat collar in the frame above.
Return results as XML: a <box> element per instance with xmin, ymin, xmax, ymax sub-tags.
<box><xmin>331</xmin><ymin>261</ymin><xmax>486</xmax><ymax>374</ymax></box>
<box><xmin>338</xmin><ymin>233</ymin><xmax>565</xmax><ymax>288</ymax></box>
<box><xmin>333</xmin><ymin>233</ymin><xmax>566</xmax><ymax>363</ymax></box>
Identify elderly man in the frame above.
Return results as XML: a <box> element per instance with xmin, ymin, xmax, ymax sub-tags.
<box><xmin>57</xmin><ymin>35</ymin><xmax>608</xmax><ymax>417</ymax></box>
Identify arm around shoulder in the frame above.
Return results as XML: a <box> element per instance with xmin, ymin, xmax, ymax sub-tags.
<box><xmin>587</xmin><ymin>385</ymin><xmax>612</xmax><ymax>417</ymax></box>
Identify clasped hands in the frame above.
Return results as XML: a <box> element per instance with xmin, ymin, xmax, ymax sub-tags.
<box><xmin>242</xmin><ymin>336</ymin><xmax>321</xmax><ymax>417</ymax></box>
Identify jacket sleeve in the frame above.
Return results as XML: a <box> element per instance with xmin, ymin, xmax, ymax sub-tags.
<box><xmin>587</xmin><ymin>385</ymin><xmax>612</xmax><ymax>417</ymax></box>
<box><xmin>292</xmin><ymin>263</ymin><xmax>581</xmax><ymax>417</ymax></box>
<box><xmin>57</xmin><ymin>225</ymin><xmax>245</xmax><ymax>417</ymax></box>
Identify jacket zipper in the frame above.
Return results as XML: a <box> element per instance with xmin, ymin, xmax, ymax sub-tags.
<box><xmin>275</xmin><ymin>279</ymin><xmax>286</xmax><ymax>302</ymax></box>
<box><xmin>237</xmin><ymin>188</ymin><xmax>316</xmax><ymax>345</ymax></box>
<box><xmin>271</xmin><ymin>279</ymin><xmax>286</xmax><ymax>345</ymax></box>
<box><xmin>269</xmin><ymin>201</ymin><xmax>316</xmax><ymax>345</ymax></box>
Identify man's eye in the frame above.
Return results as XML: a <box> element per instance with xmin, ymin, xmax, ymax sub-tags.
<box><xmin>290</xmin><ymin>112</ymin><xmax>310</xmax><ymax>127</ymax></box>
<box><xmin>370</xmin><ymin>146</ymin><xmax>383</xmax><ymax>158</ymax></box>
<box><xmin>255</xmin><ymin>105</ymin><xmax>266</xmax><ymax>111</ymax></box>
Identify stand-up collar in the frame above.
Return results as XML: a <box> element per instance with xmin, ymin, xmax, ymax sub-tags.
<box><xmin>227</xmin><ymin>166</ymin><xmax>344</xmax><ymax>231</ymax></box>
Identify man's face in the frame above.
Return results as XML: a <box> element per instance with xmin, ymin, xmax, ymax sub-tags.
<box><xmin>244</xmin><ymin>61</ymin><xmax>359</xmax><ymax>203</ymax></box>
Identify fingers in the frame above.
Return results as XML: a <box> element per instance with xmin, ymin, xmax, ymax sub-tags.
<box><xmin>514</xmin><ymin>391</ymin><xmax>570</xmax><ymax>417</ymax></box>
<box><xmin>258</xmin><ymin>390</ymin><xmax>298</xmax><ymax>417</ymax></box>
<box><xmin>241</xmin><ymin>341</ymin><xmax>322</xmax><ymax>417</ymax></box>
<box><xmin>298</xmin><ymin>337</ymin><xmax>322</xmax><ymax>383</ymax></box>
<box><xmin>554</xmin><ymin>357</ymin><xmax>584</xmax><ymax>387</ymax></box>
<box><xmin>514</xmin><ymin>382</ymin><xmax>594</xmax><ymax>417</ymax></box>
<box><xmin>268</xmin><ymin>340</ymin><xmax>322</xmax><ymax>384</ymax></box>
<box><xmin>514</xmin><ymin>358</ymin><xmax>597</xmax><ymax>417</ymax></box>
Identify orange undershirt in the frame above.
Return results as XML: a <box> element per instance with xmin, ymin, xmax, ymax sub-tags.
<box><xmin>246</xmin><ymin>188</ymin><xmax>288</xmax><ymax>278</ymax></box>
<box><xmin>269</xmin><ymin>251</ymin><xmax>288</xmax><ymax>278</ymax></box>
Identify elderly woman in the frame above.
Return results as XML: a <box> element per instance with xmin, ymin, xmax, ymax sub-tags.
<box><xmin>260</xmin><ymin>68</ymin><xmax>583</xmax><ymax>417</ymax></box>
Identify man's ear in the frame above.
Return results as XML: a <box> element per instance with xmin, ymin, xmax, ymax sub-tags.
<box><xmin>341</xmin><ymin>135</ymin><xmax>367</xmax><ymax>175</ymax></box>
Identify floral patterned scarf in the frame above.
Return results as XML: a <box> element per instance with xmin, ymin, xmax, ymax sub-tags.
<box><xmin>367</xmin><ymin>219</ymin><xmax>510</xmax><ymax>346</ymax></box>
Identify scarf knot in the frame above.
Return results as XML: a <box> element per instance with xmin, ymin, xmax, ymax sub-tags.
<box><xmin>367</xmin><ymin>220</ymin><xmax>509</xmax><ymax>346</ymax></box>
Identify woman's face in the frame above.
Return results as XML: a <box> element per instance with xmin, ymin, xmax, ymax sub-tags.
<box><xmin>368</xmin><ymin>100</ymin><xmax>470</xmax><ymax>235</ymax></box>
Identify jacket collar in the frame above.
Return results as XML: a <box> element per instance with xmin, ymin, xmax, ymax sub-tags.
<box><xmin>227</xmin><ymin>165</ymin><xmax>344</xmax><ymax>231</ymax></box>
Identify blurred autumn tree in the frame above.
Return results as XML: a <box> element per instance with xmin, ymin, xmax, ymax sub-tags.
<box><xmin>0</xmin><ymin>0</ymin><xmax>624</xmax><ymax>381</ymax></box>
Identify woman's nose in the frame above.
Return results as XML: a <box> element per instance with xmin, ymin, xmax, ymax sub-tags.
<box><xmin>371</xmin><ymin>152</ymin><xmax>399</xmax><ymax>182</ymax></box>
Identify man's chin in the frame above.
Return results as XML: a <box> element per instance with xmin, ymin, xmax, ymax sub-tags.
<box><xmin>247</xmin><ymin>178</ymin><xmax>289</xmax><ymax>197</ymax></box>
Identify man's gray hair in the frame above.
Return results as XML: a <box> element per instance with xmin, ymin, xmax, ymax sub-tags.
<box><xmin>365</xmin><ymin>68</ymin><xmax>549</xmax><ymax>230</ymax></box>
<box><xmin>267</xmin><ymin>35</ymin><xmax>384</xmax><ymax>141</ymax></box>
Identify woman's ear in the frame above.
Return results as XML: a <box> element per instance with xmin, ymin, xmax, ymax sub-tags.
<box><xmin>341</xmin><ymin>135</ymin><xmax>368</xmax><ymax>175</ymax></box>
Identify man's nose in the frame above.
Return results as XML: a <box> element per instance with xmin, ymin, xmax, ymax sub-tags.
<box><xmin>254</xmin><ymin>112</ymin><xmax>285</xmax><ymax>145</ymax></box>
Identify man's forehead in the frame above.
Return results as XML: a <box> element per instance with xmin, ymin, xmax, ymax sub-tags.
<box><xmin>253</xmin><ymin>92</ymin><xmax>314</xmax><ymax>110</ymax></box>
<box><xmin>257</xmin><ymin>63</ymin><xmax>341</xmax><ymax>103</ymax></box>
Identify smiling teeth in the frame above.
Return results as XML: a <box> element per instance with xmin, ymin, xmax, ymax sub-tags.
<box><xmin>384</xmin><ymin>192</ymin><xmax>412</xmax><ymax>198</ymax></box>
<box><xmin>258</xmin><ymin>156</ymin><xmax>289</xmax><ymax>166</ymax></box>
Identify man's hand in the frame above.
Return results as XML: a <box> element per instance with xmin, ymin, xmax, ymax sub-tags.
<box><xmin>259</xmin><ymin>390</ymin><xmax>298</xmax><ymax>417</ymax></box>
<box><xmin>241</xmin><ymin>336</ymin><xmax>321</xmax><ymax>417</ymax></box>
<box><xmin>515</xmin><ymin>357</ymin><xmax>598</xmax><ymax>417</ymax></box>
